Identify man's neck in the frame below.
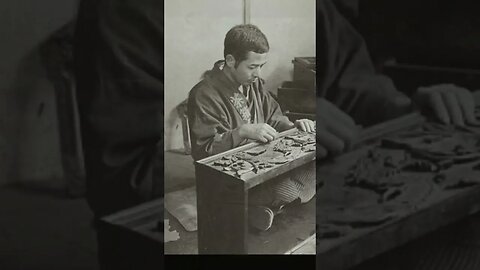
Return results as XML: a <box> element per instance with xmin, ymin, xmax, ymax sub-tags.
<box><xmin>222</xmin><ymin>66</ymin><xmax>241</xmax><ymax>89</ymax></box>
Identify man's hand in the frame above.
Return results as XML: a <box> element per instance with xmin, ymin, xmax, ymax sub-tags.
<box><xmin>413</xmin><ymin>84</ymin><xmax>478</xmax><ymax>126</ymax></box>
<box><xmin>295</xmin><ymin>119</ymin><xmax>315</xmax><ymax>132</ymax></box>
<box><xmin>238</xmin><ymin>123</ymin><xmax>278</xmax><ymax>143</ymax></box>
<box><xmin>317</xmin><ymin>98</ymin><xmax>360</xmax><ymax>158</ymax></box>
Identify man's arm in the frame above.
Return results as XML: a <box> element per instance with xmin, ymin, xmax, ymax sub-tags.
<box><xmin>318</xmin><ymin>0</ymin><xmax>412</xmax><ymax>127</ymax></box>
<box><xmin>263</xmin><ymin>89</ymin><xmax>295</xmax><ymax>132</ymax></box>
<box><xmin>187</xmin><ymin>88</ymin><xmax>247</xmax><ymax>161</ymax></box>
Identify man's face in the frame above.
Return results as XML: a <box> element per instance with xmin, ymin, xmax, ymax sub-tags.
<box><xmin>228</xmin><ymin>51</ymin><xmax>268</xmax><ymax>86</ymax></box>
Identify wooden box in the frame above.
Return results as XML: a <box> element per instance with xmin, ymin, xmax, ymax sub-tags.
<box><xmin>278</xmin><ymin>81</ymin><xmax>316</xmax><ymax>114</ymax></box>
<box><xmin>194</xmin><ymin>128</ymin><xmax>316</xmax><ymax>254</ymax></box>
<box><xmin>292</xmin><ymin>57</ymin><xmax>316</xmax><ymax>91</ymax></box>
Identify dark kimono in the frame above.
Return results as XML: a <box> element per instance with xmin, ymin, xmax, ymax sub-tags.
<box><xmin>74</xmin><ymin>0</ymin><xmax>164</xmax><ymax>217</ymax></box>
<box><xmin>188</xmin><ymin>61</ymin><xmax>294</xmax><ymax>161</ymax></box>
<box><xmin>318</xmin><ymin>0</ymin><xmax>413</xmax><ymax>127</ymax></box>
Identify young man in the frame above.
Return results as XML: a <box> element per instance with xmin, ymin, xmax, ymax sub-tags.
<box><xmin>188</xmin><ymin>24</ymin><xmax>316</xmax><ymax>231</ymax></box>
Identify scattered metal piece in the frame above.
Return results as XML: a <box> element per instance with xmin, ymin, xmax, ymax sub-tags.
<box><xmin>383</xmin><ymin>156</ymin><xmax>395</xmax><ymax>168</ymax></box>
<box><xmin>378</xmin><ymin>187</ymin><xmax>402</xmax><ymax>203</ymax></box>
<box><xmin>209</xmin><ymin>130</ymin><xmax>316</xmax><ymax>177</ymax></box>
<box><xmin>433</xmin><ymin>173</ymin><xmax>446</xmax><ymax>184</ymax></box>
<box><xmin>246</xmin><ymin>147</ymin><xmax>267</xmax><ymax>156</ymax></box>
<box><xmin>401</xmin><ymin>160</ymin><xmax>438</xmax><ymax>172</ymax></box>
<box><xmin>435</xmin><ymin>159</ymin><xmax>453</xmax><ymax>170</ymax></box>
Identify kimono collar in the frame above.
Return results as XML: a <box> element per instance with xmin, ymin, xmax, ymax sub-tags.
<box><xmin>204</xmin><ymin>60</ymin><xmax>241</xmax><ymax>92</ymax></box>
<box><xmin>205</xmin><ymin>60</ymin><xmax>255</xmax><ymax>123</ymax></box>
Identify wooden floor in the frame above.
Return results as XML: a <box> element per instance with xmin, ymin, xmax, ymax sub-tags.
<box><xmin>165</xmin><ymin>150</ymin><xmax>195</xmax><ymax>193</ymax></box>
<box><xmin>165</xmin><ymin>198</ymin><xmax>316</xmax><ymax>254</ymax></box>
<box><xmin>290</xmin><ymin>234</ymin><xmax>315</xmax><ymax>254</ymax></box>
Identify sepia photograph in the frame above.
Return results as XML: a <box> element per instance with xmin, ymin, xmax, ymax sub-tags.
<box><xmin>164</xmin><ymin>0</ymin><xmax>316</xmax><ymax>255</ymax></box>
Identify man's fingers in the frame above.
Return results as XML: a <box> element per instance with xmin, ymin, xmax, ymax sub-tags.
<box><xmin>417</xmin><ymin>85</ymin><xmax>478</xmax><ymax>126</ymax></box>
<box><xmin>308</xmin><ymin>121</ymin><xmax>315</xmax><ymax>132</ymax></box>
<box><xmin>305</xmin><ymin>122</ymin><xmax>312</xmax><ymax>133</ymax></box>
<box><xmin>258</xmin><ymin>136</ymin><xmax>268</xmax><ymax>143</ymax></box>
<box><xmin>317</xmin><ymin>129</ymin><xmax>345</xmax><ymax>156</ymax></box>
<box><xmin>263</xmin><ymin>124</ymin><xmax>278</xmax><ymax>136</ymax></box>
<box><xmin>260</xmin><ymin>135</ymin><xmax>271</xmax><ymax>143</ymax></box>
<box><xmin>266</xmin><ymin>128</ymin><xmax>278</xmax><ymax>140</ymax></box>
<box><xmin>428</xmin><ymin>90</ymin><xmax>450</xmax><ymax>124</ymax></box>
<box><xmin>259</xmin><ymin>124</ymin><xmax>277</xmax><ymax>139</ymax></box>
<box><xmin>299</xmin><ymin>121</ymin><xmax>307</xmax><ymax>132</ymax></box>
<box><xmin>455</xmin><ymin>89</ymin><xmax>478</xmax><ymax>125</ymax></box>
<box><xmin>442</xmin><ymin>90</ymin><xmax>465</xmax><ymax>126</ymax></box>
<box><xmin>261</xmin><ymin>132</ymin><xmax>274</xmax><ymax>142</ymax></box>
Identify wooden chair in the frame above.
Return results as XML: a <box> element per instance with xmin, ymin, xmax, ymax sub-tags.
<box><xmin>176</xmin><ymin>99</ymin><xmax>191</xmax><ymax>155</ymax></box>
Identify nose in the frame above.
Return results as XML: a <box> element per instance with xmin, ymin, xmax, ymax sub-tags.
<box><xmin>253</xmin><ymin>66</ymin><xmax>261</xmax><ymax>77</ymax></box>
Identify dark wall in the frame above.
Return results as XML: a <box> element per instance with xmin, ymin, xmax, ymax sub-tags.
<box><xmin>356</xmin><ymin>0</ymin><xmax>480</xmax><ymax>70</ymax></box>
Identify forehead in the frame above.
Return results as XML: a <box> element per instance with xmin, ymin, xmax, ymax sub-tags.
<box><xmin>242</xmin><ymin>51</ymin><xmax>268</xmax><ymax>65</ymax></box>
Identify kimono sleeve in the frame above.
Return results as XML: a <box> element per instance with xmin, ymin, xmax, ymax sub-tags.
<box><xmin>317</xmin><ymin>0</ymin><xmax>412</xmax><ymax>126</ymax></box>
<box><xmin>187</xmin><ymin>87</ymin><xmax>247</xmax><ymax>161</ymax></box>
<box><xmin>263</xmin><ymin>89</ymin><xmax>295</xmax><ymax>132</ymax></box>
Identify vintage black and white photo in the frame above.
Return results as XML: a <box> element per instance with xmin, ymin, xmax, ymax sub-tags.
<box><xmin>164</xmin><ymin>0</ymin><xmax>316</xmax><ymax>255</ymax></box>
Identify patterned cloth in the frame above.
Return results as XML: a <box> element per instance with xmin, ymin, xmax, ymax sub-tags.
<box><xmin>229</xmin><ymin>92</ymin><xmax>252</xmax><ymax>123</ymax></box>
<box><xmin>249</xmin><ymin>162</ymin><xmax>316</xmax><ymax>208</ymax></box>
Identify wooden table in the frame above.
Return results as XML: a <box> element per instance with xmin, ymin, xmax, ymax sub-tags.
<box><xmin>194</xmin><ymin>128</ymin><xmax>316</xmax><ymax>254</ymax></box>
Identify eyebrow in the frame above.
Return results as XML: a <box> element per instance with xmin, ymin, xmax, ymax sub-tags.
<box><xmin>249</xmin><ymin>62</ymin><xmax>267</xmax><ymax>67</ymax></box>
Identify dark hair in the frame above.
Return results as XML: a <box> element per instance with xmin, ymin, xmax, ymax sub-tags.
<box><xmin>224</xmin><ymin>24</ymin><xmax>269</xmax><ymax>65</ymax></box>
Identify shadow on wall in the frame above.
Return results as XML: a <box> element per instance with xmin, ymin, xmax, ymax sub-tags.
<box><xmin>263</xmin><ymin>65</ymin><xmax>291</xmax><ymax>96</ymax></box>
<box><xmin>165</xmin><ymin>102</ymin><xmax>185</xmax><ymax>151</ymax></box>
<box><xmin>8</xmin><ymin>34</ymin><xmax>66</xmax><ymax>195</ymax></box>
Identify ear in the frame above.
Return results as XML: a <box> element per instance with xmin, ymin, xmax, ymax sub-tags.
<box><xmin>225</xmin><ymin>54</ymin><xmax>236</xmax><ymax>68</ymax></box>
